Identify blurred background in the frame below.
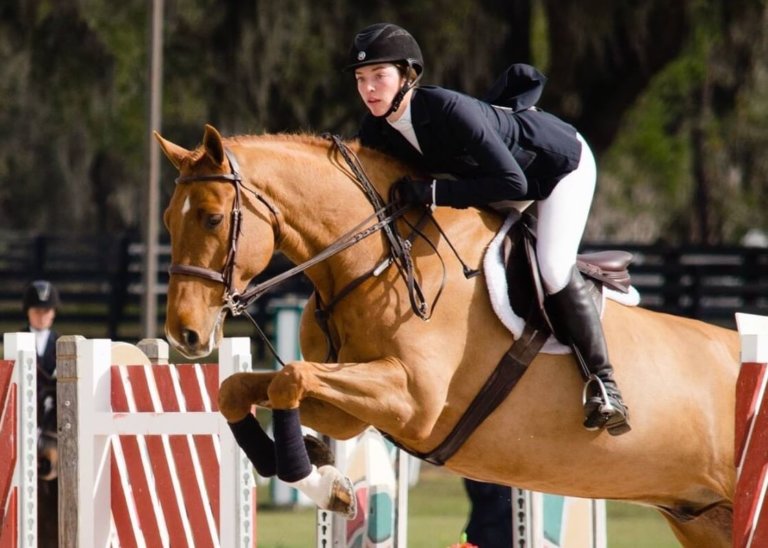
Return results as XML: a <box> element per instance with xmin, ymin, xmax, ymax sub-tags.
<box><xmin>1</xmin><ymin>0</ymin><xmax>767</xmax><ymax>340</ymax></box>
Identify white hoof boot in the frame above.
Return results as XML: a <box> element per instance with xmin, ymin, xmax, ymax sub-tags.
<box><xmin>288</xmin><ymin>465</ymin><xmax>357</xmax><ymax>519</ymax></box>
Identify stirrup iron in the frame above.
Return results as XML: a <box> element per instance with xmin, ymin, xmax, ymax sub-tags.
<box><xmin>582</xmin><ymin>374</ymin><xmax>615</xmax><ymax>414</ymax></box>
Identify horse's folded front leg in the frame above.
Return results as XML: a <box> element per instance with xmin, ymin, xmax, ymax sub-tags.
<box><xmin>267</xmin><ymin>357</ymin><xmax>440</xmax><ymax>443</ymax></box>
<box><xmin>221</xmin><ymin>369</ymin><xmax>358</xmax><ymax>519</ymax></box>
<box><xmin>267</xmin><ymin>361</ymin><xmax>315</xmax><ymax>409</ymax></box>
<box><xmin>219</xmin><ymin>371</ymin><xmax>276</xmax><ymax>422</ymax></box>
<box><xmin>228</xmin><ymin>406</ymin><xmax>357</xmax><ymax>518</ymax></box>
<box><xmin>273</xmin><ymin>407</ymin><xmax>356</xmax><ymax>519</ymax></box>
<box><xmin>227</xmin><ymin>413</ymin><xmax>277</xmax><ymax>477</ymax></box>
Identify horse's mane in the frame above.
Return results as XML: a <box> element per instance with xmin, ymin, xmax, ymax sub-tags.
<box><xmin>218</xmin><ymin>132</ymin><xmax>415</xmax><ymax>173</ymax></box>
<box><xmin>224</xmin><ymin>132</ymin><xmax>330</xmax><ymax>148</ymax></box>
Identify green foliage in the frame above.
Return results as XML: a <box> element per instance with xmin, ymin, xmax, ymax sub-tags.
<box><xmin>616</xmin><ymin>61</ymin><xmax>698</xmax><ymax>190</ymax></box>
<box><xmin>1</xmin><ymin>0</ymin><xmax>766</xmax><ymax>244</ymax></box>
<box><xmin>591</xmin><ymin>0</ymin><xmax>768</xmax><ymax>243</ymax></box>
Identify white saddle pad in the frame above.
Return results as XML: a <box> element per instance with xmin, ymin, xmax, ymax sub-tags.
<box><xmin>483</xmin><ymin>214</ymin><xmax>640</xmax><ymax>355</ymax></box>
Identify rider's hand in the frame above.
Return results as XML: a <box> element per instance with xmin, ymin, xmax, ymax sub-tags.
<box><xmin>390</xmin><ymin>177</ymin><xmax>436</xmax><ymax>209</ymax></box>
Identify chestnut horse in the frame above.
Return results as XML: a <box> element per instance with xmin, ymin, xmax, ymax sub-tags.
<box><xmin>156</xmin><ymin>125</ymin><xmax>738</xmax><ymax>547</ymax></box>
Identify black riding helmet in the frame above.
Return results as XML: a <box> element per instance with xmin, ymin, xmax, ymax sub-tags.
<box><xmin>22</xmin><ymin>280</ymin><xmax>60</xmax><ymax>313</ymax></box>
<box><xmin>345</xmin><ymin>23</ymin><xmax>424</xmax><ymax>75</ymax></box>
<box><xmin>346</xmin><ymin>23</ymin><xmax>424</xmax><ymax>118</ymax></box>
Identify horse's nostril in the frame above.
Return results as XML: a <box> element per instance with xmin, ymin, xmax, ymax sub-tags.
<box><xmin>182</xmin><ymin>328</ymin><xmax>200</xmax><ymax>347</ymax></box>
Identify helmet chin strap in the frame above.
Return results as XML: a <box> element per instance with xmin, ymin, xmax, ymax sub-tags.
<box><xmin>377</xmin><ymin>68</ymin><xmax>423</xmax><ymax>119</ymax></box>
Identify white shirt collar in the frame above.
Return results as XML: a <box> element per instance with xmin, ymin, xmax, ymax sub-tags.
<box><xmin>31</xmin><ymin>327</ymin><xmax>51</xmax><ymax>357</ymax></box>
<box><xmin>386</xmin><ymin>101</ymin><xmax>422</xmax><ymax>154</ymax></box>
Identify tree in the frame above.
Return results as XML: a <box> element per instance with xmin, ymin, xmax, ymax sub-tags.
<box><xmin>0</xmin><ymin>0</ymin><xmax>766</xmax><ymax>244</ymax></box>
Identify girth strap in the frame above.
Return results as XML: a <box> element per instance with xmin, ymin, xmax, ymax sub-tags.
<box><xmin>387</xmin><ymin>315</ymin><xmax>550</xmax><ymax>466</ymax></box>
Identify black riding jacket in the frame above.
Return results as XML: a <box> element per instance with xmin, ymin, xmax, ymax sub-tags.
<box><xmin>357</xmin><ymin>66</ymin><xmax>582</xmax><ymax>206</ymax></box>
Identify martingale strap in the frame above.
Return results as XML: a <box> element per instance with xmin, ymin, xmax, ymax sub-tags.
<box><xmin>385</xmin><ymin>314</ymin><xmax>550</xmax><ymax>466</ymax></box>
<box><xmin>323</xmin><ymin>133</ymin><xmax>440</xmax><ymax>320</ymax></box>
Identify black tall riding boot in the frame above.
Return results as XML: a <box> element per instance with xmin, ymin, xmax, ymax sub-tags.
<box><xmin>544</xmin><ymin>268</ymin><xmax>631</xmax><ymax>436</ymax></box>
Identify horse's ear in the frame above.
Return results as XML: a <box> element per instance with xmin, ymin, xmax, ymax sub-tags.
<box><xmin>154</xmin><ymin>131</ymin><xmax>188</xmax><ymax>170</ymax></box>
<box><xmin>202</xmin><ymin>124</ymin><xmax>225</xmax><ymax>165</ymax></box>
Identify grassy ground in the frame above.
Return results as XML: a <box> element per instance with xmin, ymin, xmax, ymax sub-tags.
<box><xmin>254</xmin><ymin>465</ymin><xmax>680</xmax><ymax>547</ymax></box>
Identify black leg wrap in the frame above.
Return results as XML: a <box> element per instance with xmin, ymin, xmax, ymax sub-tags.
<box><xmin>273</xmin><ymin>408</ymin><xmax>312</xmax><ymax>483</ymax></box>
<box><xmin>227</xmin><ymin>413</ymin><xmax>277</xmax><ymax>477</ymax></box>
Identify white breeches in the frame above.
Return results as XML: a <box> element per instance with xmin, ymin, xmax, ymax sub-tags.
<box><xmin>536</xmin><ymin>133</ymin><xmax>597</xmax><ymax>294</ymax></box>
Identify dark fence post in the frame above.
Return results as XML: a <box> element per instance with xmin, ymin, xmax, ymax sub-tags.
<box><xmin>743</xmin><ymin>249</ymin><xmax>760</xmax><ymax>309</ymax></box>
<box><xmin>108</xmin><ymin>233</ymin><xmax>132</xmax><ymax>340</ymax></box>
<box><xmin>32</xmin><ymin>234</ymin><xmax>47</xmax><ymax>277</ymax></box>
<box><xmin>661</xmin><ymin>247</ymin><xmax>682</xmax><ymax>315</ymax></box>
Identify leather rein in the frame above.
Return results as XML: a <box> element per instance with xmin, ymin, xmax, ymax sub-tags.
<box><xmin>168</xmin><ymin>140</ymin><xmax>443</xmax><ymax>356</ymax></box>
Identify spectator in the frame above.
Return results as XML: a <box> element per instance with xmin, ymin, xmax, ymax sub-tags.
<box><xmin>22</xmin><ymin>280</ymin><xmax>60</xmax><ymax>388</ymax></box>
<box><xmin>463</xmin><ymin>478</ymin><xmax>512</xmax><ymax>547</ymax></box>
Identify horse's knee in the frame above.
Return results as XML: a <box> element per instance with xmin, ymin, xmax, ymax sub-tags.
<box><xmin>219</xmin><ymin>373</ymin><xmax>253</xmax><ymax>422</ymax></box>
<box><xmin>268</xmin><ymin>363</ymin><xmax>310</xmax><ymax>409</ymax></box>
<box><xmin>386</xmin><ymin>402</ymin><xmax>438</xmax><ymax>441</ymax></box>
<box><xmin>399</xmin><ymin>419</ymin><xmax>436</xmax><ymax>442</ymax></box>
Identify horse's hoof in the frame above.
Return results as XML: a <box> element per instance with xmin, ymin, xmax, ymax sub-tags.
<box><xmin>304</xmin><ymin>435</ymin><xmax>335</xmax><ymax>467</ymax></box>
<box><xmin>318</xmin><ymin>465</ymin><xmax>357</xmax><ymax>520</ymax></box>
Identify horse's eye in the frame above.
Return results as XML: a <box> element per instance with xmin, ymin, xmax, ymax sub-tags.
<box><xmin>205</xmin><ymin>213</ymin><xmax>224</xmax><ymax>229</ymax></box>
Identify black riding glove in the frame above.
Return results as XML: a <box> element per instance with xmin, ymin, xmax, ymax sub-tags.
<box><xmin>390</xmin><ymin>177</ymin><xmax>436</xmax><ymax>209</ymax></box>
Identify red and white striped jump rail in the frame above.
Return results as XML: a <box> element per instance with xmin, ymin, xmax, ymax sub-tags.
<box><xmin>56</xmin><ymin>336</ymin><xmax>255</xmax><ymax>548</ymax></box>
<box><xmin>735</xmin><ymin>313</ymin><xmax>768</xmax><ymax>548</ymax></box>
<box><xmin>1</xmin><ymin>333</ymin><xmax>37</xmax><ymax>548</ymax></box>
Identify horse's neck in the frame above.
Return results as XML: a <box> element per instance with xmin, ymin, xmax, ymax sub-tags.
<box><xmin>234</xmin><ymin>137</ymin><xmax>499</xmax><ymax>302</ymax></box>
<box><xmin>237</xmin><ymin>140</ymin><xmax>393</xmax><ymax>289</ymax></box>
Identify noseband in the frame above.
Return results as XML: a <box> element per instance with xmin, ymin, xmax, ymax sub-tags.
<box><xmin>169</xmin><ymin>149</ymin><xmax>280</xmax><ymax>311</ymax></box>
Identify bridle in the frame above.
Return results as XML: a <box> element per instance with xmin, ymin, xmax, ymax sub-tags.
<box><xmin>168</xmin><ymin>143</ymin><xmax>419</xmax><ymax>320</ymax></box>
<box><xmin>169</xmin><ymin>149</ymin><xmax>281</xmax><ymax>311</ymax></box>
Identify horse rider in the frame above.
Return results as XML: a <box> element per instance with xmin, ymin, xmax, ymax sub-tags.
<box><xmin>345</xmin><ymin>23</ymin><xmax>630</xmax><ymax>435</ymax></box>
<box><xmin>23</xmin><ymin>280</ymin><xmax>61</xmax><ymax>394</ymax></box>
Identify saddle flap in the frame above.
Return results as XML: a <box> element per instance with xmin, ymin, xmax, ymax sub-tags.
<box><xmin>500</xmin><ymin>214</ymin><xmax>632</xmax><ymax>316</ymax></box>
<box><xmin>576</xmin><ymin>251</ymin><xmax>633</xmax><ymax>294</ymax></box>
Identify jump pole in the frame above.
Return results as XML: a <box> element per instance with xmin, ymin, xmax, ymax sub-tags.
<box><xmin>734</xmin><ymin>312</ymin><xmax>768</xmax><ymax>548</ymax></box>
<box><xmin>56</xmin><ymin>336</ymin><xmax>255</xmax><ymax>548</ymax></box>
<box><xmin>1</xmin><ymin>333</ymin><xmax>37</xmax><ymax>548</ymax></box>
<box><xmin>512</xmin><ymin>488</ymin><xmax>606</xmax><ymax>548</ymax></box>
